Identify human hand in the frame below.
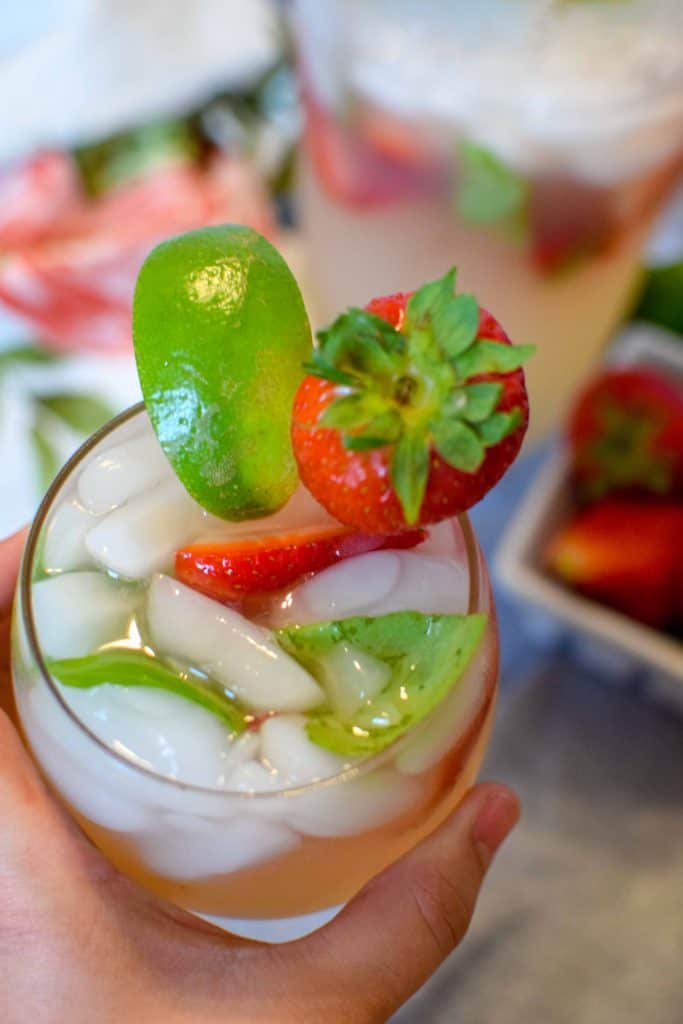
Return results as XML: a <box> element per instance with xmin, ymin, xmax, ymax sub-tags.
<box><xmin>0</xmin><ymin>530</ymin><xmax>519</xmax><ymax>1024</ymax></box>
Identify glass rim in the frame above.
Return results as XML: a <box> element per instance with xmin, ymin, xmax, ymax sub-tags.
<box><xmin>18</xmin><ymin>402</ymin><xmax>490</xmax><ymax>801</ymax></box>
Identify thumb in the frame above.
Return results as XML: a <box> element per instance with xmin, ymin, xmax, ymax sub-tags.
<box><xmin>300</xmin><ymin>782</ymin><xmax>520</xmax><ymax>1021</ymax></box>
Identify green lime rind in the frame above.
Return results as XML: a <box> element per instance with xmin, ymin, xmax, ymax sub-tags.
<box><xmin>276</xmin><ymin>611</ymin><xmax>487</xmax><ymax>756</ymax></box>
<box><xmin>47</xmin><ymin>647</ymin><xmax>248</xmax><ymax>735</ymax></box>
<box><xmin>133</xmin><ymin>225</ymin><xmax>312</xmax><ymax>520</ymax></box>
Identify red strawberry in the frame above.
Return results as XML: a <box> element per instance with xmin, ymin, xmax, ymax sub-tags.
<box><xmin>175</xmin><ymin>525</ymin><xmax>425</xmax><ymax>603</ymax></box>
<box><xmin>291</xmin><ymin>271</ymin><xmax>533</xmax><ymax>533</ymax></box>
<box><xmin>569</xmin><ymin>366</ymin><xmax>683</xmax><ymax>502</ymax></box>
<box><xmin>545</xmin><ymin>500</ymin><xmax>683</xmax><ymax>628</ymax></box>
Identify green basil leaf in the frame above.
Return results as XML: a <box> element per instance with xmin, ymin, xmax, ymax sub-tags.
<box><xmin>276</xmin><ymin>612</ymin><xmax>488</xmax><ymax>756</ymax></box>
<box><xmin>31</xmin><ymin>421</ymin><xmax>62</xmax><ymax>492</ymax></box>
<box><xmin>48</xmin><ymin>648</ymin><xmax>248</xmax><ymax>734</ymax></box>
<box><xmin>37</xmin><ymin>392</ymin><xmax>114</xmax><ymax>435</ymax></box>
<box><xmin>456</xmin><ymin>141</ymin><xmax>529</xmax><ymax>234</ymax></box>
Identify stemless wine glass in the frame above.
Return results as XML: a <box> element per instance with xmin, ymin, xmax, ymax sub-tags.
<box><xmin>291</xmin><ymin>0</ymin><xmax>683</xmax><ymax>441</ymax></box>
<box><xmin>12</xmin><ymin>405</ymin><xmax>499</xmax><ymax>936</ymax></box>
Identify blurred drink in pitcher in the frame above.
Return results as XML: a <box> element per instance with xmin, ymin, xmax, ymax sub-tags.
<box><xmin>292</xmin><ymin>0</ymin><xmax>683</xmax><ymax>440</ymax></box>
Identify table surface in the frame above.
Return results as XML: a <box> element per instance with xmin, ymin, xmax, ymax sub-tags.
<box><xmin>395</xmin><ymin>659</ymin><xmax>683</xmax><ymax>1024</ymax></box>
<box><xmin>391</xmin><ymin>453</ymin><xmax>683</xmax><ymax>1023</ymax></box>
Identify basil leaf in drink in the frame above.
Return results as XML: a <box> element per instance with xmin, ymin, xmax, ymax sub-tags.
<box><xmin>456</xmin><ymin>141</ymin><xmax>529</xmax><ymax>239</ymax></box>
<box><xmin>276</xmin><ymin>612</ymin><xmax>487</xmax><ymax>755</ymax></box>
<box><xmin>48</xmin><ymin>648</ymin><xmax>248</xmax><ymax>735</ymax></box>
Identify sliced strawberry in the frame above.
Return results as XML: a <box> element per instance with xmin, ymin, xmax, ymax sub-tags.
<box><xmin>291</xmin><ymin>273</ymin><xmax>533</xmax><ymax>533</ymax></box>
<box><xmin>175</xmin><ymin>526</ymin><xmax>425</xmax><ymax>603</ymax></box>
<box><xmin>302</xmin><ymin>92</ymin><xmax>437</xmax><ymax>209</ymax></box>
<box><xmin>0</xmin><ymin>157</ymin><xmax>274</xmax><ymax>352</ymax></box>
<box><xmin>545</xmin><ymin>500</ymin><xmax>683</xmax><ymax>629</ymax></box>
<box><xmin>569</xmin><ymin>366</ymin><xmax>683</xmax><ymax>502</ymax></box>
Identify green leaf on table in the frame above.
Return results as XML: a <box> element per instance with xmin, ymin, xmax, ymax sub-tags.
<box><xmin>48</xmin><ymin>648</ymin><xmax>249</xmax><ymax>735</ymax></box>
<box><xmin>73</xmin><ymin>118</ymin><xmax>201</xmax><ymax>197</ymax></box>
<box><xmin>0</xmin><ymin>344</ymin><xmax>60</xmax><ymax>378</ymax></box>
<box><xmin>631</xmin><ymin>262</ymin><xmax>683</xmax><ymax>336</ymax></box>
<box><xmin>30</xmin><ymin>420</ymin><xmax>62</xmax><ymax>493</ymax></box>
<box><xmin>36</xmin><ymin>392</ymin><xmax>114</xmax><ymax>435</ymax></box>
<box><xmin>276</xmin><ymin>612</ymin><xmax>487</xmax><ymax>756</ymax></box>
<box><xmin>456</xmin><ymin>141</ymin><xmax>529</xmax><ymax>238</ymax></box>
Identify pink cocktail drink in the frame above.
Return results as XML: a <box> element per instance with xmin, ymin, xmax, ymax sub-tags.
<box><xmin>13</xmin><ymin>406</ymin><xmax>497</xmax><ymax>919</ymax></box>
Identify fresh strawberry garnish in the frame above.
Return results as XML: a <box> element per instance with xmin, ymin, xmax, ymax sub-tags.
<box><xmin>291</xmin><ymin>270</ymin><xmax>533</xmax><ymax>532</ymax></box>
<box><xmin>569</xmin><ymin>366</ymin><xmax>683</xmax><ymax>502</ymax></box>
<box><xmin>175</xmin><ymin>526</ymin><xmax>425</xmax><ymax>603</ymax></box>
<box><xmin>545</xmin><ymin>500</ymin><xmax>683</xmax><ymax>629</ymax></box>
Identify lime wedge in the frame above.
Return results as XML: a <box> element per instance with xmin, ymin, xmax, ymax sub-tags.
<box><xmin>133</xmin><ymin>225</ymin><xmax>312</xmax><ymax>520</ymax></box>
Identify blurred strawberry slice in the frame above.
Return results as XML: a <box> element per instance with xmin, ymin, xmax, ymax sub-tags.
<box><xmin>545</xmin><ymin>500</ymin><xmax>683</xmax><ymax>629</ymax></box>
<box><xmin>0</xmin><ymin>152</ymin><xmax>81</xmax><ymax>250</ymax></box>
<box><xmin>176</xmin><ymin>526</ymin><xmax>425</xmax><ymax>603</ymax></box>
<box><xmin>0</xmin><ymin>156</ymin><xmax>274</xmax><ymax>351</ymax></box>
<box><xmin>303</xmin><ymin>92</ymin><xmax>438</xmax><ymax>209</ymax></box>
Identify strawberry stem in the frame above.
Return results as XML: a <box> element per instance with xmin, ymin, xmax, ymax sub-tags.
<box><xmin>309</xmin><ymin>268</ymin><xmax>534</xmax><ymax>522</ymax></box>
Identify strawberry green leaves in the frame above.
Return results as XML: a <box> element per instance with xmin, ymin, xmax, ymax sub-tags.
<box><xmin>309</xmin><ymin>267</ymin><xmax>534</xmax><ymax>524</ymax></box>
<box><xmin>453</xmin><ymin>339</ymin><xmax>535</xmax><ymax>379</ymax></box>
<box><xmin>391</xmin><ymin>431</ymin><xmax>430</xmax><ymax>526</ymax></box>
<box><xmin>431</xmin><ymin>419</ymin><xmax>484</xmax><ymax>473</ymax></box>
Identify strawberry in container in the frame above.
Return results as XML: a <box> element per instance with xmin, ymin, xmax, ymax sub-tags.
<box><xmin>546</xmin><ymin>364</ymin><xmax>683</xmax><ymax>633</ymax></box>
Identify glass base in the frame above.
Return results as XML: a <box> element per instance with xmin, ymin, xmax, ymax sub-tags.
<box><xmin>199</xmin><ymin>904</ymin><xmax>343</xmax><ymax>943</ymax></box>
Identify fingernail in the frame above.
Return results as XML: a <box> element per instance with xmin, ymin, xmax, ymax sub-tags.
<box><xmin>472</xmin><ymin>788</ymin><xmax>520</xmax><ymax>867</ymax></box>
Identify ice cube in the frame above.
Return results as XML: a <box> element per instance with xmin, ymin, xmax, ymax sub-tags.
<box><xmin>226</xmin><ymin>759</ymin><xmax>282</xmax><ymax>793</ymax></box>
<box><xmin>270</xmin><ymin>550</ymin><xmax>401</xmax><ymax>626</ymax></box>
<box><xmin>147</xmin><ymin>575</ymin><xmax>325</xmax><ymax>713</ymax></box>
<box><xmin>32</xmin><ymin>572</ymin><xmax>138</xmax><ymax>659</ymax></box>
<box><xmin>23</xmin><ymin>685</ymin><xmax>151</xmax><ymax>832</ymax></box>
<box><xmin>288</xmin><ymin>768</ymin><xmax>422</xmax><ymax>838</ymax></box>
<box><xmin>42</xmin><ymin>498</ymin><xmax>98</xmax><ymax>574</ymax></box>
<box><xmin>194</xmin><ymin>485</ymin><xmax>337</xmax><ymax>543</ymax></box>
<box><xmin>77</xmin><ymin>428</ymin><xmax>172</xmax><ymax>514</ymax></box>
<box><xmin>60</xmin><ymin>683</ymin><xmax>240</xmax><ymax>788</ymax></box>
<box><xmin>135</xmin><ymin>815</ymin><xmax>299</xmax><ymax>880</ymax></box>
<box><xmin>260</xmin><ymin>715</ymin><xmax>351</xmax><ymax>784</ymax></box>
<box><xmin>86</xmin><ymin>477</ymin><xmax>205</xmax><ymax>579</ymax></box>
<box><xmin>365</xmin><ymin>553</ymin><xmax>469</xmax><ymax>616</ymax></box>
<box><xmin>319</xmin><ymin>643</ymin><xmax>392</xmax><ymax>721</ymax></box>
